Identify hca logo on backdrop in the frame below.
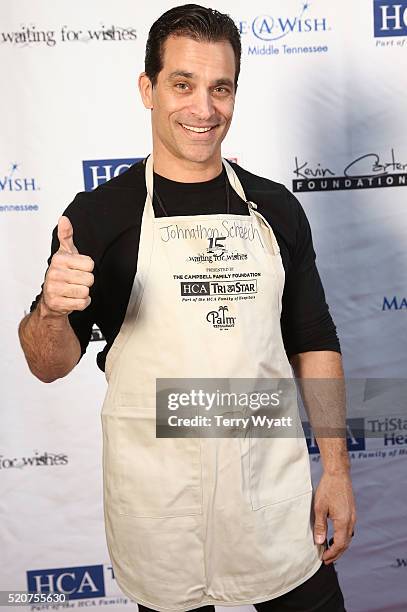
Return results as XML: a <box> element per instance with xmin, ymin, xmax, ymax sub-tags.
<box><xmin>374</xmin><ymin>0</ymin><xmax>407</xmax><ymax>37</ymax></box>
<box><xmin>26</xmin><ymin>564</ymin><xmax>130</xmax><ymax>606</ymax></box>
<box><xmin>27</xmin><ymin>565</ymin><xmax>105</xmax><ymax>601</ymax></box>
<box><xmin>303</xmin><ymin>418</ymin><xmax>366</xmax><ymax>455</ymax></box>
<box><xmin>82</xmin><ymin>158</ymin><xmax>142</xmax><ymax>191</ymax></box>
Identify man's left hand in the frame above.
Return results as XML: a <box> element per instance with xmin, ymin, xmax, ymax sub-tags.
<box><xmin>313</xmin><ymin>471</ymin><xmax>356</xmax><ymax>564</ymax></box>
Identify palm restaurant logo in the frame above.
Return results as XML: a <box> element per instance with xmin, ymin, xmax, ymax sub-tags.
<box><xmin>374</xmin><ymin>1</ymin><xmax>407</xmax><ymax>37</ymax></box>
<box><xmin>206</xmin><ymin>305</ymin><xmax>236</xmax><ymax>329</ymax></box>
<box><xmin>237</xmin><ymin>2</ymin><xmax>331</xmax><ymax>56</ymax></box>
<box><xmin>292</xmin><ymin>148</ymin><xmax>407</xmax><ymax>192</ymax></box>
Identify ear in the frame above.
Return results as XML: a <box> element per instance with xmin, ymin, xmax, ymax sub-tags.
<box><xmin>138</xmin><ymin>72</ymin><xmax>153</xmax><ymax>109</ymax></box>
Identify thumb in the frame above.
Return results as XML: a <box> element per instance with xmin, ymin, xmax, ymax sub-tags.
<box><xmin>57</xmin><ymin>216</ymin><xmax>78</xmax><ymax>255</ymax></box>
<box><xmin>313</xmin><ymin>506</ymin><xmax>328</xmax><ymax>545</ymax></box>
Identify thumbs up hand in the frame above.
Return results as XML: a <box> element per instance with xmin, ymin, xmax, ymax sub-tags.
<box><xmin>41</xmin><ymin>216</ymin><xmax>95</xmax><ymax>316</ymax></box>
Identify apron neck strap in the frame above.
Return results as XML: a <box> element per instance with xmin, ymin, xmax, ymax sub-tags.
<box><xmin>221</xmin><ymin>158</ymin><xmax>247</xmax><ymax>202</ymax></box>
<box><xmin>145</xmin><ymin>154</ymin><xmax>154</xmax><ymax>203</ymax></box>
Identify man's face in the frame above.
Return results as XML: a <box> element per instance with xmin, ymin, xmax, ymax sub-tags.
<box><xmin>140</xmin><ymin>35</ymin><xmax>236</xmax><ymax>167</ymax></box>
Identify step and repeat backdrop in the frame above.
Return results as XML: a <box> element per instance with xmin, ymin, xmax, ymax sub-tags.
<box><xmin>1</xmin><ymin>1</ymin><xmax>406</xmax><ymax>611</ymax></box>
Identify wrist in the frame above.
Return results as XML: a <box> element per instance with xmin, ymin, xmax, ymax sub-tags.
<box><xmin>322</xmin><ymin>459</ymin><xmax>351</xmax><ymax>477</ymax></box>
<box><xmin>317</xmin><ymin>437</ymin><xmax>350</xmax><ymax>476</ymax></box>
<box><xmin>38</xmin><ymin>295</ymin><xmax>69</xmax><ymax>322</ymax></box>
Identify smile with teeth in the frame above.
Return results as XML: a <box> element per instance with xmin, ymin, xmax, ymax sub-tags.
<box><xmin>181</xmin><ymin>123</ymin><xmax>216</xmax><ymax>133</ymax></box>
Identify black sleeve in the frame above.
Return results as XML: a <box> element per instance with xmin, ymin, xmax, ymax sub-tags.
<box><xmin>280</xmin><ymin>188</ymin><xmax>341</xmax><ymax>358</ymax></box>
<box><xmin>29</xmin><ymin>194</ymin><xmax>99</xmax><ymax>361</ymax></box>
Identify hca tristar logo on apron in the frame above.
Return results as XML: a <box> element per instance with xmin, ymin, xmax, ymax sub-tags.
<box><xmin>100</xmin><ymin>154</ymin><xmax>322</xmax><ymax>612</ymax></box>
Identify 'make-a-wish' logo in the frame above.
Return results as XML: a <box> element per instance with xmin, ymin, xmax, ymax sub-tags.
<box><xmin>83</xmin><ymin>158</ymin><xmax>142</xmax><ymax>191</ymax></box>
<box><xmin>292</xmin><ymin>148</ymin><xmax>407</xmax><ymax>192</ymax></box>
<box><xmin>237</xmin><ymin>2</ymin><xmax>331</xmax><ymax>57</ymax></box>
<box><xmin>206</xmin><ymin>305</ymin><xmax>236</xmax><ymax>329</ymax></box>
<box><xmin>0</xmin><ymin>163</ymin><xmax>38</xmax><ymax>192</ymax></box>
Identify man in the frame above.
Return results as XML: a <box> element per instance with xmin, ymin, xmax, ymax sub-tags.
<box><xmin>19</xmin><ymin>5</ymin><xmax>355</xmax><ymax>612</ymax></box>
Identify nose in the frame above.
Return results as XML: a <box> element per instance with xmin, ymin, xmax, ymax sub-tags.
<box><xmin>189</xmin><ymin>87</ymin><xmax>215</xmax><ymax>121</ymax></box>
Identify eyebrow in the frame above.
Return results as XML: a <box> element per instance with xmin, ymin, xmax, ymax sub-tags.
<box><xmin>167</xmin><ymin>70</ymin><xmax>234</xmax><ymax>89</ymax></box>
<box><xmin>168</xmin><ymin>70</ymin><xmax>194</xmax><ymax>80</ymax></box>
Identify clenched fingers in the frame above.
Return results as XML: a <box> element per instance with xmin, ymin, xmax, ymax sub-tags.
<box><xmin>46</xmin><ymin>281</ymin><xmax>91</xmax><ymax>300</ymax></box>
<box><xmin>47</xmin><ymin>266</ymin><xmax>94</xmax><ymax>288</ymax></box>
<box><xmin>322</xmin><ymin>519</ymin><xmax>356</xmax><ymax>564</ymax></box>
<box><xmin>52</xmin><ymin>251</ymin><xmax>94</xmax><ymax>272</ymax></box>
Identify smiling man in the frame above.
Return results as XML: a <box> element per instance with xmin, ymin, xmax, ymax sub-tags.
<box><xmin>19</xmin><ymin>4</ymin><xmax>355</xmax><ymax>612</ymax></box>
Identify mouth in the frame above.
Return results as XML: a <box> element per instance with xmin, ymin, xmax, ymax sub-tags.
<box><xmin>178</xmin><ymin>122</ymin><xmax>219</xmax><ymax>136</ymax></box>
<box><xmin>181</xmin><ymin>123</ymin><xmax>216</xmax><ymax>132</ymax></box>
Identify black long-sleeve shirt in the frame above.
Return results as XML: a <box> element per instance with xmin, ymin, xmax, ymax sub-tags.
<box><xmin>29</xmin><ymin>159</ymin><xmax>340</xmax><ymax>372</ymax></box>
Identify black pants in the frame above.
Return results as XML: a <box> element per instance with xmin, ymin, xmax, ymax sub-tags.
<box><xmin>137</xmin><ymin>562</ymin><xmax>346</xmax><ymax>611</ymax></box>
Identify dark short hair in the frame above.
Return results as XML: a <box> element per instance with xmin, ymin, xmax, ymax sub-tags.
<box><xmin>145</xmin><ymin>4</ymin><xmax>241</xmax><ymax>89</ymax></box>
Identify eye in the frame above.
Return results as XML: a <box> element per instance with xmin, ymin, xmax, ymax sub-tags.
<box><xmin>175</xmin><ymin>82</ymin><xmax>189</xmax><ymax>91</ymax></box>
<box><xmin>213</xmin><ymin>86</ymin><xmax>231</xmax><ymax>95</ymax></box>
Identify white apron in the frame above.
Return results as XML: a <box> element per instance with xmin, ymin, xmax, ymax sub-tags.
<box><xmin>101</xmin><ymin>155</ymin><xmax>323</xmax><ymax>611</ymax></box>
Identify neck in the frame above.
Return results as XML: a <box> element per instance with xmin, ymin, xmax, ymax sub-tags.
<box><xmin>152</xmin><ymin>142</ymin><xmax>222</xmax><ymax>183</ymax></box>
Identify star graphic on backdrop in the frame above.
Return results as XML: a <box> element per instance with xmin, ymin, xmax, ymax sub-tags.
<box><xmin>303</xmin><ymin>2</ymin><xmax>310</xmax><ymax>11</ymax></box>
<box><xmin>6</xmin><ymin>163</ymin><xmax>19</xmax><ymax>180</ymax></box>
